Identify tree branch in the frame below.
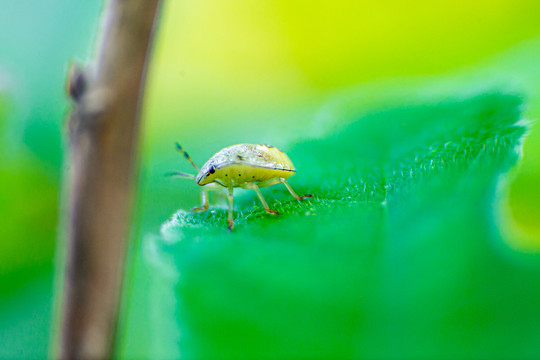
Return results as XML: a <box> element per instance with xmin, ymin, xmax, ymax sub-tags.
<box><xmin>59</xmin><ymin>1</ymin><xmax>161</xmax><ymax>358</ymax></box>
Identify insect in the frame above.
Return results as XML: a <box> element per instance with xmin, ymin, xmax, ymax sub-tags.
<box><xmin>168</xmin><ymin>143</ymin><xmax>313</xmax><ymax>230</ymax></box>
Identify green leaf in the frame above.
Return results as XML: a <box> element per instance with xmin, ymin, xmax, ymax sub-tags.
<box><xmin>145</xmin><ymin>92</ymin><xmax>540</xmax><ymax>359</ymax></box>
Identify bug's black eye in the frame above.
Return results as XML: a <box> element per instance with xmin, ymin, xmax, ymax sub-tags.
<box><xmin>208</xmin><ymin>165</ymin><xmax>216</xmax><ymax>174</ymax></box>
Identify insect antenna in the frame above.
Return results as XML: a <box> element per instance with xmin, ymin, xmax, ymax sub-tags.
<box><xmin>165</xmin><ymin>171</ymin><xmax>196</xmax><ymax>179</ymax></box>
<box><xmin>175</xmin><ymin>142</ymin><xmax>200</xmax><ymax>171</ymax></box>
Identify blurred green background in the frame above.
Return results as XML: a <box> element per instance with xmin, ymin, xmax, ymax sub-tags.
<box><xmin>1</xmin><ymin>0</ymin><xmax>540</xmax><ymax>358</ymax></box>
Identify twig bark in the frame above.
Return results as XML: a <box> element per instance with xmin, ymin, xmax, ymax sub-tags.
<box><xmin>59</xmin><ymin>1</ymin><xmax>161</xmax><ymax>359</ymax></box>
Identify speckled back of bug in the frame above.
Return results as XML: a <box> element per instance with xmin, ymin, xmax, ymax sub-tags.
<box><xmin>196</xmin><ymin>144</ymin><xmax>296</xmax><ymax>187</ymax></box>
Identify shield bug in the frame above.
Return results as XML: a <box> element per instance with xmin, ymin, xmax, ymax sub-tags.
<box><xmin>168</xmin><ymin>143</ymin><xmax>313</xmax><ymax>230</ymax></box>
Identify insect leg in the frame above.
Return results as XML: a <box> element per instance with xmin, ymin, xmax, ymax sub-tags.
<box><xmin>249</xmin><ymin>183</ymin><xmax>279</xmax><ymax>216</ymax></box>
<box><xmin>191</xmin><ymin>188</ymin><xmax>209</xmax><ymax>212</ymax></box>
<box><xmin>280</xmin><ymin>178</ymin><xmax>313</xmax><ymax>201</ymax></box>
<box><xmin>256</xmin><ymin>178</ymin><xmax>281</xmax><ymax>188</ymax></box>
<box><xmin>227</xmin><ymin>187</ymin><xmax>235</xmax><ymax>230</ymax></box>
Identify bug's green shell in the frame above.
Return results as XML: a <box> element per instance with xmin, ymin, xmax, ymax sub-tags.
<box><xmin>196</xmin><ymin>144</ymin><xmax>296</xmax><ymax>187</ymax></box>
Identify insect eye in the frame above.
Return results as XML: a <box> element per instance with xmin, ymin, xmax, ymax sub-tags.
<box><xmin>208</xmin><ymin>166</ymin><xmax>216</xmax><ymax>175</ymax></box>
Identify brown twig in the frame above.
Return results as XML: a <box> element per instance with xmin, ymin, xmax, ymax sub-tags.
<box><xmin>59</xmin><ymin>1</ymin><xmax>161</xmax><ymax>359</ymax></box>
